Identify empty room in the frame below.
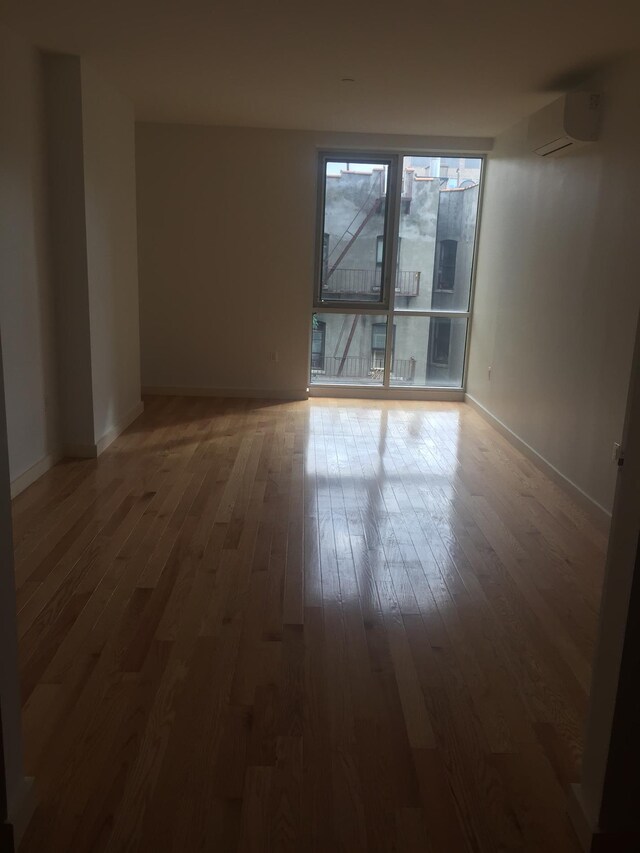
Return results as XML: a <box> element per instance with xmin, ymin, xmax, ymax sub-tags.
<box><xmin>1</xmin><ymin>1</ymin><xmax>640</xmax><ymax>851</ymax></box>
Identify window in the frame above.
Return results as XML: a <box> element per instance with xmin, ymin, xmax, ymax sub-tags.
<box><xmin>376</xmin><ymin>235</ymin><xmax>384</xmax><ymax>268</ymax></box>
<box><xmin>375</xmin><ymin>235</ymin><xmax>384</xmax><ymax>290</ymax></box>
<box><xmin>430</xmin><ymin>318</ymin><xmax>451</xmax><ymax>366</ymax></box>
<box><xmin>371</xmin><ymin>322</ymin><xmax>387</xmax><ymax>352</ymax></box>
<box><xmin>371</xmin><ymin>322</ymin><xmax>386</xmax><ymax>368</ymax></box>
<box><xmin>435</xmin><ymin>239</ymin><xmax>458</xmax><ymax>291</ymax></box>
<box><xmin>311</xmin><ymin>314</ymin><xmax>387</xmax><ymax>386</ymax></box>
<box><xmin>311</xmin><ymin>319</ymin><xmax>326</xmax><ymax>370</ymax></box>
<box><xmin>371</xmin><ymin>322</ymin><xmax>394</xmax><ymax>369</ymax></box>
<box><xmin>312</xmin><ymin>153</ymin><xmax>483</xmax><ymax>389</ymax></box>
<box><xmin>322</xmin><ymin>233</ymin><xmax>329</xmax><ymax>278</ymax></box>
<box><xmin>316</xmin><ymin>157</ymin><xmax>392</xmax><ymax>305</ymax></box>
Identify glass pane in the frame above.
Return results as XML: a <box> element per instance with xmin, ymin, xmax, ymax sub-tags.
<box><xmin>320</xmin><ymin>160</ymin><xmax>390</xmax><ymax>304</ymax></box>
<box><xmin>310</xmin><ymin>313</ymin><xmax>388</xmax><ymax>385</ymax></box>
<box><xmin>389</xmin><ymin>316</ymin><xmax>467</xmax><ymax>388</ymax></box>
<box><xmin>396</xmin><ymin>156</ymin><xmax>482</xmax><ymax>312</ymax></box>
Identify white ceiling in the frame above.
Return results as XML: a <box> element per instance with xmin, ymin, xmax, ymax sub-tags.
<box><xmin>1</xmin><ymin>0</ymin><xmax>639</xmax><ymax>136</ymax></box>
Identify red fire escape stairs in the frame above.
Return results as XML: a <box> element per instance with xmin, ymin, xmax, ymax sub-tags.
<box><xmin>324</xmin><ymin>171</ymin><xmax>385</xmax><ymax>377</ymax></box>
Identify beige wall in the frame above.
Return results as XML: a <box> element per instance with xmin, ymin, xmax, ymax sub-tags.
<box><xmin>467</xmin><ymin>54</ymin><xmax>640</xmax><ymax>514</ymax></box>
<box><xmin>0</xmin><ymin>26</ymin><xmax>59</xmax><ymax>483</ymax></box>
<box><xmin>136</xmin><ymin>124</ymin><xmax>490</xmax><ymax>395</ymax></box>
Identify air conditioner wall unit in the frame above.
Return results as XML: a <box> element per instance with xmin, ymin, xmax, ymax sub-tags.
<box><xmin>528</xmin><ymin>92</ymin><xmax>602</xmax><ymax>158</ymax></box>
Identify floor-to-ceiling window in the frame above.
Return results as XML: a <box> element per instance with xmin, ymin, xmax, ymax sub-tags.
<box><xmin>310</xmin><ymin>153</ymin><xmax>483</xmax><ymax>390</ymax></box>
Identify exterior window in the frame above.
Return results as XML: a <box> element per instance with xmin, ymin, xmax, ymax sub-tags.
<box><xmin>311</xmin><ymin>319</ymin><xmax>326</xmax><ymax>370</ymax></box>
<box><xmin>430</xmin><ymin>318</ymin><xmax>451</xmax><ymax>366</ymax></box>
<box><xmin>378</xmin><ymin>235</ymin><xmax>403</xmax><ymax>268</ymax></box>
<box><xmin>322</xmin><ymin>233</ymin><xmax>330</xmax><ymax>278</ymax></box>
<box><xmin>371</xmin><ymin>321</ymin><xmax>386</xmax><ymax>351</ymax></box>
<box><xmin>375</xmin><ymin>235</ymin><xmax>384</xmax><ymax>290</ymax></box>
<box><xmin>376</xmin><ymin>235</ymin><xmax>384</xmax><ymax>268</ymax></box>
<box><xmin>435</xmin><ymin>239</ymin><xmax>457</xmax><ymax>291</ymax></box>
<box><xmin>371</xmin><ymin>322</ymin><xmax>394</xmax><ymax>368</ymax></box>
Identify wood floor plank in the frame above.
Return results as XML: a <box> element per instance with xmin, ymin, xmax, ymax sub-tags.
<box><xmin>14</xmin><ymin>396</ymin><xmax>605</xmax><ymax>853</ymax></box>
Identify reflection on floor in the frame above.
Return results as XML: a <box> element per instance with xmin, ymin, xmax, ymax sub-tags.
<box><xmin>14</xmin><ymin>396</ymin><xmax>606</xmax><ymax>852</ymax></box>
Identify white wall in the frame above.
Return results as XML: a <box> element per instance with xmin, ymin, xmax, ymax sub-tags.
<box><xmin>0</xmin><ymin>26</ymin><xmax>59</xmax><ymax>483</ymax></box>
<box><xmin>135</xmin><ymin>125</ymin><xmax>490</xmax><ymax>395</ymax></box>
<box><xmin>467</xmin><ymin>54</ymin><xmax>640</xmax><ymax>514</ymax></box>
<box><xmin>0</xmin><ymin>31</ymin><xmax>142</xmax><ymax>838</ymax></box>
<box><xmin>44</xmin><ymin>54</ymin><xmax>95</xmax><ymax>454</ymax></box>
<box><xmin>82</xmin><ymin>64</ymin><xmax>141</xmax><ymax>442</ymax></box>
<box><xmin>44</xmin><ymin>53</ymin><xmax>142</xmax><ymax>456</ymax></box>
<box><xmin>1</xmin><ymin>33</ymin><xmax>142</xmax><ymax>480</ymax></box>
<box><xmin>0</xmin><ymin>333</ymin><xmax>27</xmax><ymax>834</ymax></box>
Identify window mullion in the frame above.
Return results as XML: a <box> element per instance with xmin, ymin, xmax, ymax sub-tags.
<box><xmin>383</xmin><ymin>154</ymin><xmax>402</xmax><ymax>388</ymax></box>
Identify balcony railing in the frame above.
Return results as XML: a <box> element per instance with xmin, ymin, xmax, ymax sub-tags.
<box><xmin>322</xmin><ymin>269</ymin><xmax>420</xmax><ymax>298</ymax></box>
<box><xmin>395</xmin><ymin>270</ymin><xmax>421</xmax><ymax>297</ymax></box>
<box><xmin>311</xmin><ymin>355</ymin><xmax>416</xmax><ymax>382</ymax></box>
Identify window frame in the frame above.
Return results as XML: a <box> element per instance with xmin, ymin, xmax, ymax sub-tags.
<box><xmin>314</xmin><ymin>153</ymin><xmax>398</xmax><ymax>311</ymax></box>
<box><xmin>310</xmin><ymin>150</ymin><xmax>486</xmax><ymax>393</ymax></box>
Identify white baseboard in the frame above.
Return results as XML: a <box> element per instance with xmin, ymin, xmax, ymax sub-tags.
<box><xmin>7</xmin><ymin>775</ymin><xmax>36</xmax><ymax>849</ymax></box>
<box><xmin>10</xmin><ymin>452</ymin><xmax>62</xmax><ymax>498</ymax></box>
<box><xmin>309</xmin><ymin>386</ymin><xmax>465</xmax><ymax>401</ymax></box>
<box><xmin>63</xmin><ymin>401</ymin><xmax>145</xmax><ymax>460</ymax></box>
<box><xmin>142</xmin><ymin>386</ymin><xmax>308</xmax><ymax>401</ymax></box>
<box><xmin>465</xmin><ymin>393</ymin><xmax>611</xmax><ymax>531</ymax></box>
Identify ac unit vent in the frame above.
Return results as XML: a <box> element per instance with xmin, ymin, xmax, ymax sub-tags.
<box><xmin>528</xmin><ymin>93</ymin><xmax>601</xmax><ymax>158</ymax></box>
<box><xmin>534</xmin><ymin>137</ymin><xmax>575</xmax><ymax>157</ymax></box>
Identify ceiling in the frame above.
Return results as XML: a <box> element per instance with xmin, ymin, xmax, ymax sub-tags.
<box><xmin>1</xmin><ymin>0</ymin><xmax>639</xmax><ymax>136</ymax></box>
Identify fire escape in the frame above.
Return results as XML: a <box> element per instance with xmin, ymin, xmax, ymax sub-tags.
<box><xmin>323</xmin><ymin>169</ymin><xmax>385</xmax><ymax>288</ymax></box>
<box><xmin>322</xmin><ymin>170</ymin><xmax>419</xmax><ymax>377</ymax></box>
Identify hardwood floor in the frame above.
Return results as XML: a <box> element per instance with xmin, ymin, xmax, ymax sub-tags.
<box><xmin>13</xmin><ymin>396</ymin><xmax>607</xmax><ymax>852</ymax></box>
